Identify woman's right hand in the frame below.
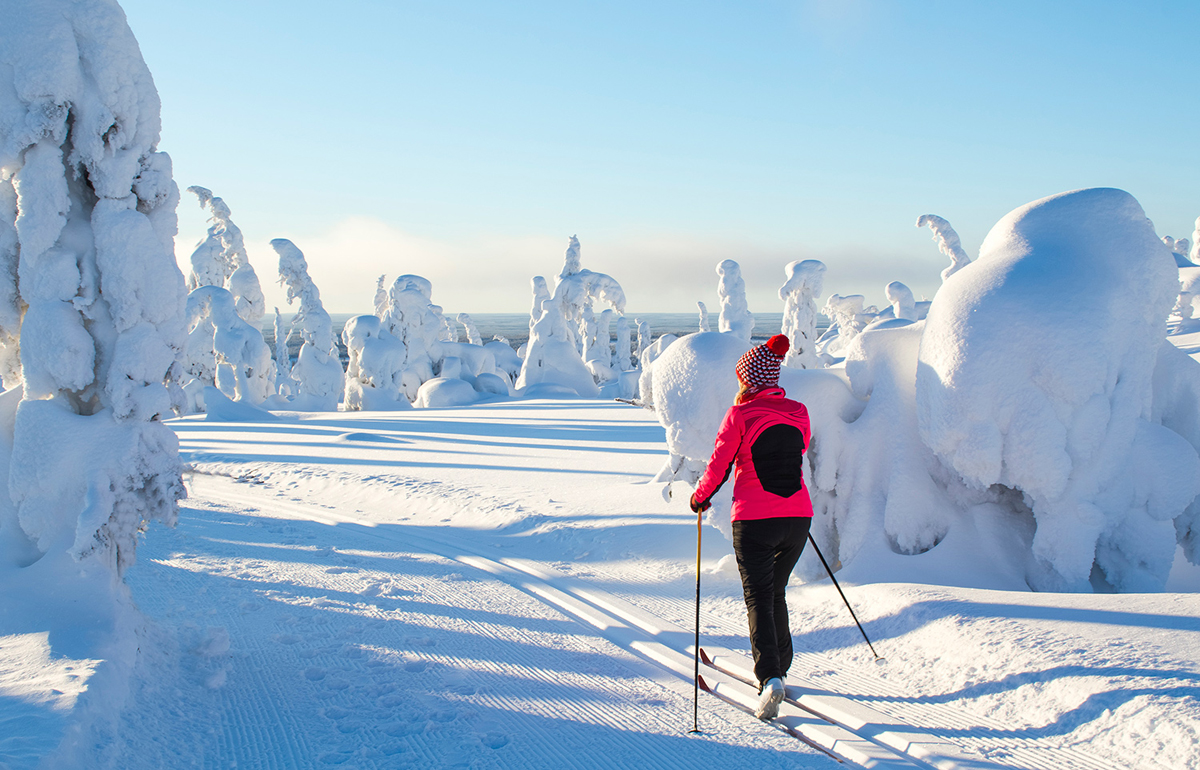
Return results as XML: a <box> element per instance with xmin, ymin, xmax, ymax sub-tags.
<box><xmin>689</xmin><ymin>493</ymin><xmax>711</xmax><ymax>513</ymax></box>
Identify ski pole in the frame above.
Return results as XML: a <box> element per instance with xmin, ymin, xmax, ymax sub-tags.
<box><xmin>689</xmin><ymin>509</ymin><xmax>703</xmax><ymax>733</ymax></box>
<box><xmin>807</xmin><ymin>533</ymin><xmax>886</xmax><ymax>665</ymax></box>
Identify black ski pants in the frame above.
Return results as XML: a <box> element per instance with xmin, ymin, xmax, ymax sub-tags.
<box><xmin>731</xmin><ymin>515</ymin><xmax>811</xmax><ymax>688</ymax></box>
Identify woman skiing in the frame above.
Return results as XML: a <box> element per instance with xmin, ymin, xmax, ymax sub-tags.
<box><xmin>689</xmin><ymin>334</ymin><xmax>812</xmax><ymax>721</ymax></box>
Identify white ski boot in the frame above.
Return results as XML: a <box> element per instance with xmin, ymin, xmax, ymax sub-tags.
<box><xmin>755</xmin><ymin>677</ymin><xmax>785</xmax><ymax>720</ymax></box>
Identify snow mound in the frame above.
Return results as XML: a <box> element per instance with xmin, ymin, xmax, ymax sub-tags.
<box><xmin>918</xmin><ymin>188</ymin><xmax>1199</xmax><ymax>591</ymax></box>
<box><xmin>414</xmin><ymin>377</ymin><xmax>481</xmax><ymax>408</ymax></box>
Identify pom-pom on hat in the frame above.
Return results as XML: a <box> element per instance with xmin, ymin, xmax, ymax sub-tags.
<box><xmin>736</xmin><ymin>334</ymin><xmax>790</xmax><ymax>389</ymax></box>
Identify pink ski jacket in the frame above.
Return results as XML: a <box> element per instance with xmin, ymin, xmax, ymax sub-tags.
<box><xmin>692</xmin><ymin>387</ymin><xmax>813</xmax><ymax>521</ymax></box>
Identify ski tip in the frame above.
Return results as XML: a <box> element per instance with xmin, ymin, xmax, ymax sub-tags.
<box><xmin>697</xmin><ymin>674</ymin><xmax>712</xmax><ymax>692</ymax></box>
<box><xmin>698</xmin><ymin>648</ymin><xmax>713</xmax><ymax>665</ymax></box>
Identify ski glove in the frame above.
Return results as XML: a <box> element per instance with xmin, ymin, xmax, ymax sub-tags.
<box><xmin>689</xmin><ymin>493</ymin><xmax>711</xmax><ymax>514</ymax></box>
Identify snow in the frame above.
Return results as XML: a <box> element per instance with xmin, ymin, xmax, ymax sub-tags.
<box><xmin>716</xmin><ymin>259</ymin><xmax>754</xmax><ymax>340</ymax></box>
<box><xmin>779</xmin><ymin>259</ymin><xmax>825</xmax><ymax>369</ymax></box>
<box><xmin>4</xmin><ymin>400</ymin><xmax>1198</xmax><ymax>768</ymax></box>
<box><xmin>341</xmin><ymin>314</ymin><xmax>409</xmax><ymax>411</ymax></box>
<box><xmin>1</xmin><ymin>5</ymin><xmax>1199</xmax><ymax>765</ymax></box>
<box><xmin>918</xmin><ymin>188</ymin><xmax>1196</xmax><ymax>592</ymax></box>
<box><xmin>273</xmin><ymin>238</ymin><xmax>345</xmax><ymax>410</ymax></box>
<box><xmin>917</xmin><ymin>213</ymin><xmax>972</xmax><ymax>281</ymax></box>
<box><xmin>1</xmin><ymin>0</ymin><xmax>187</xmax><ymax>578</ymax></box>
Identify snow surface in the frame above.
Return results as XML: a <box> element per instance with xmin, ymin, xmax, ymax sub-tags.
<box><xmin>4</xmin><ymin>400</ymin><xmax>1198</xmax><ymax>768</ymax></box>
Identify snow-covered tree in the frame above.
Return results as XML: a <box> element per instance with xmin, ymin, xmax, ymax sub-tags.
<box><xmin>516</xmin><ymin>295</ymin><xmax>600</xmax><ymax>396</ymax></box>
<box><xmin>697</xmin><ymin>301</ymin><xmax>711</xmax><ymax>333</ymax></box>
<box><xmin>550</xmin><ymin>236</ymin><xmax>626</xmax><ymax>350</ymax></box>
<box><xmin>0</xmin><ymin>0</ymin><xmax>187</xmax><ymax>575</ymax></box>
<box><xmin>778</xmin><ymin>260</ymin><xmax>826</xmax><ymax>369</ymax></box>
<box><xmin>635</xmin><ymin>318</ymin><xmax>652</xmax><ymax>361</ymax></box>
<box><xmin>615</xmin><ymin>315</ymin><xmax>632</xmax><ymax>372</ymax></box>
<box><xmin>584</xmin><ymin>308</ymin><xmax>616</xmax><ymax>384</ymax></box>
<box><xmin>559</xmin><ymin>234</ymin><xmax>582</xmax><ymax>283</ymax></box>
<box><xmin>187</xmin><ymin>186</ymin><xmax>265</xmax><ymax>324</ymax></box>
<box><xmin>1191</xmin><ymin>216</ymin><xmax>1200</xmax><ymax>265</ymax></box>
<box><xmin>342</xmin><ymin>314</ymin><xmax>408</xmax><ymax>411</ymax></box>
<box><xmin>272</xmin><ymin>239</ymin><xmax>343</xmax><ymax>410</ymax></box>
<box><xmin>917</xmin><ymin>214</ymin><xmax>972</xmax><ymax>282</ymax></box>
<box><xmin>885</xmin><ymin>280</ymin><xmax>918</xmax><ymax>321</ymax></box>
<box><xmin>272</xmin><ymin>306</ymin><xmax>293</xmax><ymax>397</ymax></box>
<box><xmin>716</xmin><ymin>260</ymin><xmax>754</xmax><ymax>340</ymax></box>
<box><xmin>529</xmin><ymin>275</ymin><xmax>551</xmax><ymax>334</ymax></box>
<box><xmin>186</xmin><ymin>286</ymin><xmax>274</xmax><ymax>405</ymax></box>
<box><xmin>823</xmin><ymin>295</ymin><xmax>868</xmax><ymax>338</ymax></box>
<box><xmin>380</xmin><ymin>274</ymin><xmax>444</xmax><ymax>399</ymax></box>
<box><xmin>373</xmin><ymin>274</ymin><xmax>389</xmax><ymax>318</ymax></box>
<box><xmin>457</xmin><ymin>312</ymin><xmax>482</xmax><ymax>346</ymax></box>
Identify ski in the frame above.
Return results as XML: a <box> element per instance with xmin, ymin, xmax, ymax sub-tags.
<box><xmin>694</xmin><ymin>656</ymin><xmax>922</xmax><ymax>768</ymax></box>
<box><xmin>698</xmin><ymin>646</ymin><xmax>1006</xmax><ymax>770</ymax></box>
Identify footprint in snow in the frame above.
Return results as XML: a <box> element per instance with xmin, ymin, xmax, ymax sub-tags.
<box><xmin>321</xmin><ymin>706</ymin><xmax>350</xmax><ymax>720</ymax></box>
<box><xmin>325</xmin><ymin>567</ymin><xmax>356</xmax><ymax>574</ymax></box>
<box><xmin>403</xmin><ymin>660</ymin><xmax>428</xmax><ymax>673</ymax></box>
<box><xmin>479</xmin><ymin>732</ymin><xmax>510</xmax><ymax>750</ymax></box>
<box><xmin>304</xmin><ymin>667</ymin><xmax>327</xmax><ymax>681</ymax></box>
<box><xmin>274</xmin><ymin>634</ymin><xmax>302</xmax><ymax>645</ymax></box>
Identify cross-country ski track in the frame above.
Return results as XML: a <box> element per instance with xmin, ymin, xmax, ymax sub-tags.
<box><xmin>115</xmin><ymin>470</ymin><xmax>1121</xmax><ymax>770</ymax></box>
<box><xmin>71</xmin><ymin>402</ymin><xmax>1194</xmax><ymax>770</ymax></box>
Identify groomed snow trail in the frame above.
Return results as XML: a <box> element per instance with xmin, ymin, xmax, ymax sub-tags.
<box><xmin>114</xmin><ymin>473</ymin><xmax>834</xmax><ymax>769</ymax></box>
<box><xmin>100</xmin><ymin>401</ymin><xmax>1197</xmax><ymax>770</ymax></box>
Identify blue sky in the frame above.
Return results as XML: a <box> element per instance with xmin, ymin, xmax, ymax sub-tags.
<box><xmin>122</xmin><ymin>0</ymin><xmax>1200</xmax><ymax>314</ymax></box>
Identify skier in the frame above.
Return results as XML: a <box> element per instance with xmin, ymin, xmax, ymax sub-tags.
<box><xmin>689</xmin><ymin>334</ymin><xmax>812</xmax><ymax>720</ymax></box>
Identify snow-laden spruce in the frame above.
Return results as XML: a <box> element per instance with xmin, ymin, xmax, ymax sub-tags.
<box><xmin>778</xmin><ymin>259</ymin><xmax>825</xmax><ymax>369</ymax></box>
<box><xmin>818</xmin><ymin>293</ymin><xmax>872</xmax><ymax>362</ymax></box>
<box><xmin>716</xmin><ymin>259</ymin><xmax>754</xmax><ymax>340</ymax></box>
<box><xmin>342</xmin><ymin>314</ymin><xmax>409</xmax><ymax>411</ymax></box>
<box><xmin>273</xmin><ymin>238</ymin><xmax>344</xmax><ymax>410</ymax></box>
<box><xmin>179</xmin><ymin>187</ymin><xmax>271</xmax><ymax>411</ymax></box>
<box><xmin>457</xmin><ymin>312</ymin><xmax>482</xmax><ymax>346</ymax></box>
<box><xmin>185</xmin><ymin>287</ymin><xmax>274</xmax><ymax>406</ymax></box>
<box><xmin>186</xmin><ymin>187</ymin><xmax>265</xmax><ymax>324</ymax></box>
<box><xmin>917</xmin><ymin>214</ymin><xmax>972</xmax><ymax>281</ymax></box>
<box><xmin>1190</xmin><ymin>216</ymin><xmax>1200</xmax><ymax>265</ymax></box>
<box><xmin>0</xmin><ymin>0</ymin><xmax>187</xmax><ymax>575</ymax></box>
<box><xmin>517</xmin><ymin>236</ymin><xmax>627</xmax><ymax>397</ymax></box>
<box><xmin>918</xmin><ymin>188</ymin><xmax>1200</xmax><ymax>591</ymax></box>
<box><xmin>885</xmin><ymin>281</ymin><xmax>917</xmax><ymax>322</ymax></box>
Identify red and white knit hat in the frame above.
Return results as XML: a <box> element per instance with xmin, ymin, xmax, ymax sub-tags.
<box><xmin>735</xmin><ymin>334</ymin><xmax>790</xmax><ymax>389</ymax></box>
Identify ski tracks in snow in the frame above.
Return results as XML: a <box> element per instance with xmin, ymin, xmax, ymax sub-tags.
<box><xmin>112</xmin><ymin>474</ymin><xmax>831</xmax><ymax>770</ymax></box>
